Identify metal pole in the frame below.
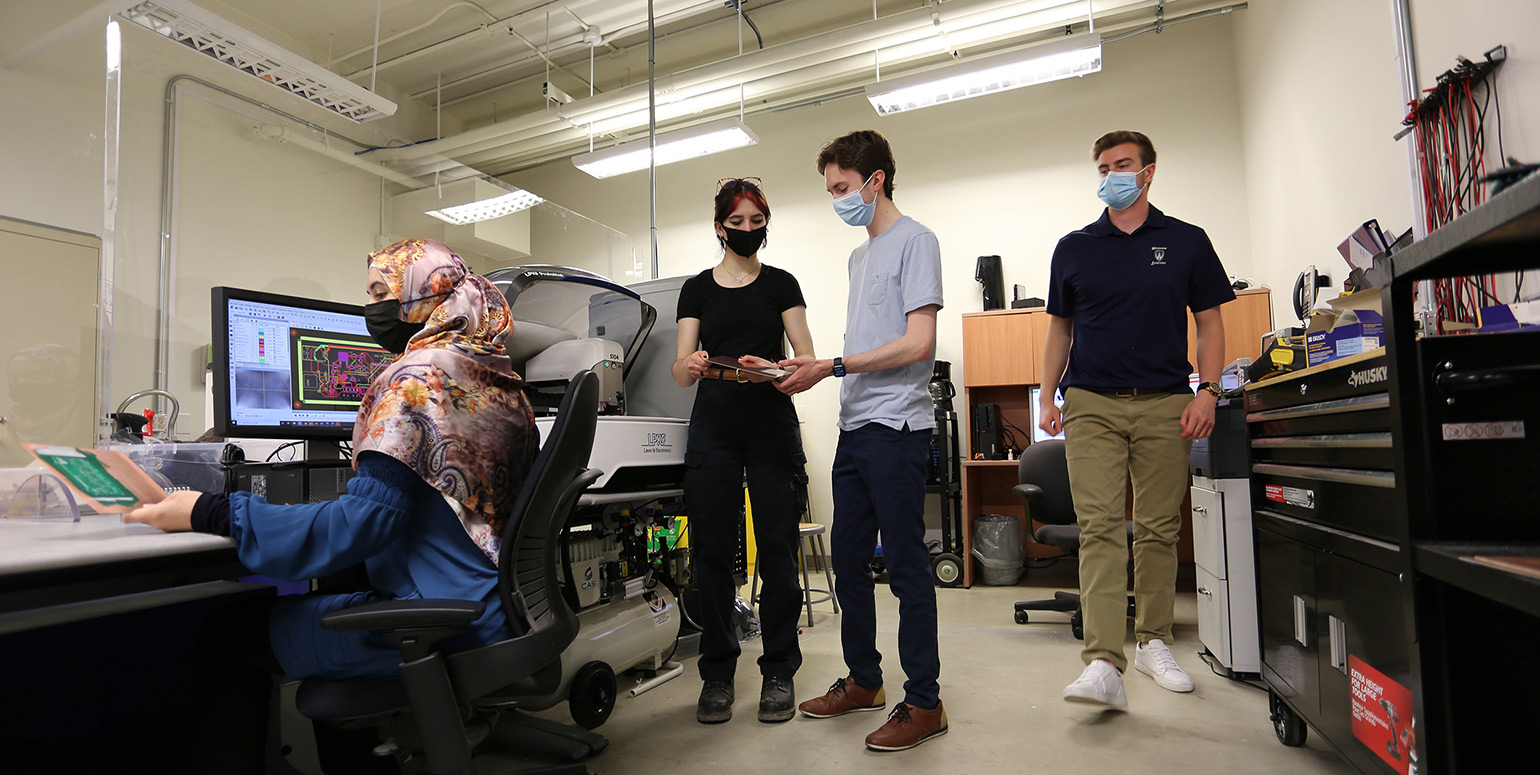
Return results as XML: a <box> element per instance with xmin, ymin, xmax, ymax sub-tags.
<box><xmin>648</xmin><ymin>0</ymin><xmax>658</xmax><ymax>279</ymax></box>
<box><xmin>1389</xmin><ymin>0</ymin><xmax>1425</xmax><ymax>240</ymax></box>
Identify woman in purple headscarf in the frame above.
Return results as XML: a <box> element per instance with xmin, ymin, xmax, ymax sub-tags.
<box><xmin>127</xmin><ymin>239</ymin><xmax>537</xmax><ymax>773</ymax></box>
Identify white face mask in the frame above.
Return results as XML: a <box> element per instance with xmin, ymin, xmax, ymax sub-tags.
<box><xmin>1098</xmin><ymin>164</ymin><xmax>1152</xmax><ymax>210</ymax></box>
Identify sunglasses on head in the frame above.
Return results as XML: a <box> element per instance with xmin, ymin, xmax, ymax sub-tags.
<box><xmin>717</xmin><ymin>176</ymin><xmax>763</xmax><ymax>192</ymax></box>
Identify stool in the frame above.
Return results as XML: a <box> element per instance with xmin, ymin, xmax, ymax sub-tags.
<box><xmin>751</xmin><ymin>522</ymin><xmax>840</xmax><ymax>627</ymax></box>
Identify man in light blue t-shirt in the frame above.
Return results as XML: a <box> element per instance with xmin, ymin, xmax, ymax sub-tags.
<box><xmin>776</xmin><ymin>130</ymin><xmax>947</xmax><ymax>753</ymax></box>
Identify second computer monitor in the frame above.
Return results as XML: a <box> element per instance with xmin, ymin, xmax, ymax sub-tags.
<box><xmin>212</xmin><ymin>287</ymin><xmax>390</xmax><ymax>440</ymax></box>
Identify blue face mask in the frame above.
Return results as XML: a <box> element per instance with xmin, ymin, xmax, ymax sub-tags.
<box><xmin>832</xmin><ymin>171</ymin><xmax>878</xmax><ymax>227</ymax></box>
<box><xmin>1097</xmin><ymin>164</ymin><xmax>1151</xmax><ymax>211</ymax></box>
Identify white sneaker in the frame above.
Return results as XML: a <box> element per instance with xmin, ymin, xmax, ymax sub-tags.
<box><xmin>1062</xmin><ymin>659</ymin><xmax>1127</xmax><ymax>708</ymax></box>
<box><xmin>1135</xmin><ymin>639</ymin><xmax>1195</xmax><ymax>693</ymax></box>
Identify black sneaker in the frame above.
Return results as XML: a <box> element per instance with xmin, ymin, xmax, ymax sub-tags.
<box><xmin>759</xmin><ymin>676</ymin><xmax>795</xmax><ymax>723</ymax></box>
<box><xmin>697</xmin><ymin>680</ymin><xmax>734</xmax><ymax>724</ymax></box>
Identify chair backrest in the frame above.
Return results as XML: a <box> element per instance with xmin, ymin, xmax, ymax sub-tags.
<box><xmin>498</xmin><ymin>370</ymin><xmax>600</xmax><ymax>640</ymax></box>
<box><xmin>440</xmin><ymin>371</ymin><xmax>600</xmax><ymax>702</ymax></box>
<box><xmin>1017</xmin><ymin>439</ymin><xmax>1077</xmax><ymax>527</ymax></box>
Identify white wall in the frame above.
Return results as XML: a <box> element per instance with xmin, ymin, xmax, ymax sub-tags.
<box><xmin>508</xmin><ymin>15</ymin><xmax>1254</xmax><ymax>530</ymax></box>
<box><xmin>1230</xmin><ymin>0</ymin><xmax>1413</xmax><ymax>327</ymax></box>
<box><xmin>1232</xmin><ymin>0</ymin><xmax>1540</xmax><ymax>326</ymax></box>
<box><xmin>1411</xmin><ymin>0</ymin><xmax>1540</xmax><ymax>164</ymax></box>
<box><xmin>0</xmin><ymin>4</ymin><xmax>461</xmax><ymax>436</ymax></box>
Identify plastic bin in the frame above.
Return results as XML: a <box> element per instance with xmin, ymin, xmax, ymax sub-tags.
<box><xmin>109</xmin><ymin>442</ymin><xmax>227</xmax><ymax>493</ymax></box>
<box><xmin>972</xmin><ymin>514</ymin><xmax>1024</xmax><ymax>585</ymax></box>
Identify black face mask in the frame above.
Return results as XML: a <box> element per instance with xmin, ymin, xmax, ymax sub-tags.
<box><xmin>364</xmin><ymin>299</ymin><xmax>424</xmax><ymax>354</ymax></box>
<box><xmin>721</xmin><ymin>225</ymin><xmax>767</xmax><ymax>258</ymax></box>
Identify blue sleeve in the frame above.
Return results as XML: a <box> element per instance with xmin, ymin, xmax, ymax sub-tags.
<box><xmin>901</xmin><ymin>230</ymin><xmax>945</xmax><ymax>313</ymax></box>
<box><xmin>1046</xmin><ymin>238</ymin><xmax>1076</xmax><ymax>318</ymax></box>
<box><xmin>1188</xmin><ymin>229</ymin><xmax>1237</xmax><ymax>313</ymax></box>
<box><xmin>227</xmin><ymin>452</ymin><xmax>421</xmax><ymax>581</ymax></box>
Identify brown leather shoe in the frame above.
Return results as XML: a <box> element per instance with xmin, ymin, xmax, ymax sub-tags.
<box><xmin>864</xmin><ymin>701</ymin><xmax>948</xmax><ymax>751</ymax></box>
<box><xmin>797</xmin><ymin>676</ymin><xmax>886</xmax><ymax>719</ymax></box>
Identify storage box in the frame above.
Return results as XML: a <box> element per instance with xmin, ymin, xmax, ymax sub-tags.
<box><xmin>1305</xmin><ymin>289</ymin><xmax>1384</xmax><ymax>367</ymax></box>
<box><xmin>109</xmin><ymin>442</ymin><xmax>228</xmax><ymax>493</ymax></box>
<box><xmin>1478</xmin><ymin>300</ymin><xmax>1540</xmax><ymax>333</ymax></box>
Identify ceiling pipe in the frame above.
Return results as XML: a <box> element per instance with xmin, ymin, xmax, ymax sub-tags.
<box><xmin>364</xmin><ymin>0</ymin><xmax>1133</xmax><ymax>165</ymax></box>
<box><xmin>469</xmin><ymin>0</ymin><xmax>1245</xmax><ymax>173</ymax></box>
<box><xmin>251</xmin><ymin>124</ymin><xmax>426</xmax><ymax>187</ymax></box>
<box><xmin>389</xmin><ymin>0</ymin><xmax>1164</xmax><ymax>168</ymax></box>
<box><xmin>363</xmin><ymin>0</ymin><xmax>1086</xmax><ymax>162</ymax></box>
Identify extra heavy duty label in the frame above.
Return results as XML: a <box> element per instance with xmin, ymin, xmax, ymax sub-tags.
<box><xmin>1441</xmin><ymin>421</ymin><xmax>1526</xmax><ymax>441</ymax></box>
<box><xmin>1264</xmin><ymin>484</ymin><xmax>1316</xmax><ymax>509</ymax></box>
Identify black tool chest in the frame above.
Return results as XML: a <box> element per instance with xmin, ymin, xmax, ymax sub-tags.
<box><xmin>1246</xmin><ymin>349</ymin><xmax>1415</xmax><ymax>775</ymax></box>
<box><xmin>1385</xmin><ymin>171</ymin><xmax>1540</xmax><ymax>774</ymax></box>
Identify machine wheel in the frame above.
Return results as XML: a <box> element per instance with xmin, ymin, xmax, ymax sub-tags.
<box><xmin>932</xmin><ymin>553</ymin><xmax>963</xmax><ymax>587</ymax></box>
<box><xmin>569</xmin><ymin>661</ymin><xmax>617</xmax><ymax>730</ymax></box>
<box><xmin>1014</xmin><ymin>610</ymin><xmax>1030</xmax><ymax>625</ymax></box>
<box><xmin>1271</xmin><ymin>691</ymin><xmax>1308</xmax><ymax>747</ymax></box>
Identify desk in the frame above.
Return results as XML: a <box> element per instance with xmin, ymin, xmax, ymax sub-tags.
<box><xmin>0</xmin><ymin>513</ymin><xmax>243</xmax><ymax>625</ymax></box>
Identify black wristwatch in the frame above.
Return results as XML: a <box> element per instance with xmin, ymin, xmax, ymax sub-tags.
<box><xmin>1197</xmin><ymin>380</ymin><xmax>1223</xmax><ymax>398</ymax></box>
<box><xmin>831</xmin><ymin>357</ymin><xmax>846</xmax><ymax>378</ymax></box>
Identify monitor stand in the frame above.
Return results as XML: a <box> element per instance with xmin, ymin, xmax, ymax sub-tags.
<box><xmin>304</xmin><ymin>440</ymin><xmax>346</xmax><ymax>462</ymax></box>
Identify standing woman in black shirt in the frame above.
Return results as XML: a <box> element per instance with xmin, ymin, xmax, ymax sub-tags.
<box><xmin>673</xmin><ymin>177</ymin><xmax>816</xmax><ymax>725</ymax></box>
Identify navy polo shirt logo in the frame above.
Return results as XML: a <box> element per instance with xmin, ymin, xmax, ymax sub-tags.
<box><xmin>1150</xmin><ymin>247</ymin><xmax>1168</xmax><ymax>265</ymax></box>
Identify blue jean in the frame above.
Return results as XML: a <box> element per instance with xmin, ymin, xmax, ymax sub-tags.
<box><xmin>830</xmin><ymin>422</ymin><xmax>940</xmax><ymax>709</ymax></box>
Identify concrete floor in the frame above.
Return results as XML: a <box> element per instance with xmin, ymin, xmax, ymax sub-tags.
<box><xmin>486</xmin><ymin>577</ymin><xmax>1358</xmax><ymax>775</ymax></box>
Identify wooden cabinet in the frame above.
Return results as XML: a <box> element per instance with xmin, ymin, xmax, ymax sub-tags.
<box><xmin>958</xmin><ymin>288</ymin><xmax>1272</xmax><ymax>587</ymax></box>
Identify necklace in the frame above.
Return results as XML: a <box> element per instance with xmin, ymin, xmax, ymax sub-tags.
<box><xmin>719</xmin><ymin>263</ymin><xmax>757</xmax><ymax>286</ymax></box>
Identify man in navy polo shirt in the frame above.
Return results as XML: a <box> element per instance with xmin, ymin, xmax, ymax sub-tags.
<box><xmin>1039</xmin><ymin>130</ymin><xmax>1235</xmax><ymax>709</ymax></box>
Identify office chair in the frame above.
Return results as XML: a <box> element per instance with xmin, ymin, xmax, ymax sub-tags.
<box><xmin>292</xmin><ymin>370</ymin><xmax>605</xmax><ymax>775</ymax></box>
<box><xmin>1010</xmin><ymin>439</ymin><xmax>1134</xmax><ymax>641</ymax></box>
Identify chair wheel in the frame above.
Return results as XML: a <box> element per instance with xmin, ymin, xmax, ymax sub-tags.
<box><xmin>1071</xmin><ymin>623</ymin><xmax>1084</xmax><ymax>640</ymax></box>
<box><xmin>1270</xmin><ymin>691</ymin><xmax>1308</xmax><ymax>747</ymax></box>
<box><xmin>569</xmin><ymin>661</ymin><xmax>617</xmax><ymax>730</ymax></box>
<box><xmin>1015</xmin><ymin>610</ymin><xmax>1030</xmax><ymax>625</ymax></box>
<box><xmin>932</xmin><ymin>553</ymin><xmax>962</xmax><ymax>587</ymax></box>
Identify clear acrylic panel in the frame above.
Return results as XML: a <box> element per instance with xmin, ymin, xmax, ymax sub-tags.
<box><xmin>104</xmin><ymin>18</ymin><xmax>637</xmax><ymax>442</ymax></box>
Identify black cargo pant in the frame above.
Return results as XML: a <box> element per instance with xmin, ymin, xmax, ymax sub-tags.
<box><xmin>685</xmin><ymin>379</ymin><xmax>808</xmax><ymax>684</ymax></box>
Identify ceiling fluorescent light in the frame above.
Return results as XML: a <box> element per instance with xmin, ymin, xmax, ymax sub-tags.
<box><xmin>573</xmin><ymin>117</ymin><xmax>759</xmax><ymax>179</ymax></box>
<box><xmin>119</xmin><ymin>0</ymin><xmax>397</xmax><ymax>122</ymax></box>
<box><xmin>865</xmin><ymin>34</ymin><xmax>1102</xmax><ymax>116</ymax></box>
<box><xmin>424</xmin><ymin>189</ymin><xmax>544</xmax><ymax>225</ymax></box>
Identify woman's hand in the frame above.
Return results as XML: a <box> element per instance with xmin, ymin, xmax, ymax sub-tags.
<box><xmin>685</xmin><ymin>350</ymin><xmax>711</xmax><ymax>380</ymax></box>
<box><xmin>123</xmin><ymin>491</ymin><xmax>201</xmax><ymax>533</ymax></box>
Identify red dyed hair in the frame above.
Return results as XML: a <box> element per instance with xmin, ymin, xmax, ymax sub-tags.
<box><xmin>713</xmin><ymin>179</ymin><xmax>771</xmax><ymax>248</ymax></box>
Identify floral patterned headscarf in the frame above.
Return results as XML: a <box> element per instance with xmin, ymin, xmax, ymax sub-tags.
<box><xmin>353</xmin><ymin>239</ymin><xmax>537</xmax><ymax>564</ymax></box>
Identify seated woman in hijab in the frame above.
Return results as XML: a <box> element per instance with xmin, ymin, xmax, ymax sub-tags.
<box><xmin>127</xmin><ymin>238</ymin><xmax>538</xmax><ymax>773</ymax></box>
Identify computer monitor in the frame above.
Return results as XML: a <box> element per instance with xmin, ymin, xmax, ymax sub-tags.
<box><xmin>212</xmin><ymin>287</ymin><xmax>390</xmax><ymax>440</ymax></box>
<box><xmin>1029</xmin><ymin>386</ymin><xmax>1066</xmax><ymax>443</ymax></box>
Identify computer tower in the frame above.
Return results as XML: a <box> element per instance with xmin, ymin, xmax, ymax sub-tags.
<box><xmin>226</xmin><ymin>460</ymin><xmax>355</xmax><ymax>505</ymax></box>
<box><xmin>972</xmin><ymin>403</ymin><xmax>1002</xmax><ymax>460</ymax></box>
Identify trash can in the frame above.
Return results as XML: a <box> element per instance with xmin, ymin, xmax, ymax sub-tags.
<box><xmin>971</xmin><ymin>514</ymin><xmax>1024</xmax><ymax>585</ymax></box>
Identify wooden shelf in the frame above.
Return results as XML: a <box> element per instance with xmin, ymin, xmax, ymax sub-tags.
<box><xmin>963</xmin><ymin>459</ymin><xmax>1020</xmax><ymax>467</ymax></box>
<box><xmin>1415</xmin><ymin>542</ymin><xmax>1540</xmax><ymax>620</ymax></box>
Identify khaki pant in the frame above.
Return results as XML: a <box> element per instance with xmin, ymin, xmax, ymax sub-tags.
<box><xmin>1061</xmin><ymin>387</ymin><xmax>1193</xmax><ymax>672</ymax></box>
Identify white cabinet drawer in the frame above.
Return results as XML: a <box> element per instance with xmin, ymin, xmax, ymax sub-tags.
<box><xmin>1190</xmin><ymin>486</ymin><xmax>1226</xmax><ymax>578</ymax></box>
<box><xmin>1195</xmin><ymin>565</ymin><xmax>1232</xmax><ymax>669</ymax></box>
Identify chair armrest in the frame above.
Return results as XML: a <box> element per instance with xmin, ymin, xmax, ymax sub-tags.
<box><xmin>1012</xmin><ymin>484</ymin><xmax>1044</xmax><ymax>502</ymax></box>
<box><xmin>320</xmin><ymin>599</ymin><xmax>486</xmax><ymax>633</ymax></box>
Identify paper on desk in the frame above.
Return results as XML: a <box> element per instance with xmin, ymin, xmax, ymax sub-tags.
<box><xmin>21</xmin><ymin>444</ymin><xmax>167</xmax><ymax>514</ymax></box>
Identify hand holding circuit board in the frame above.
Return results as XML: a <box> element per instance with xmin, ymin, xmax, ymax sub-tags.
<box><xmin>23</xmin><ymin>445</ymin><xmax>168</xmax><ymax>514</ymax></box>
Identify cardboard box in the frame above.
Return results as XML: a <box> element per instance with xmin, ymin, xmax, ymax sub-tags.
<box><xmin>1478</xmin><ymin>300</ymin><xmax>1540</xmax><ymax>333</ymax></box>
<box><xmin>1305</xmin><ymin>289</ymin><xmax>1384</xmax><ymax>367</ymax></box>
